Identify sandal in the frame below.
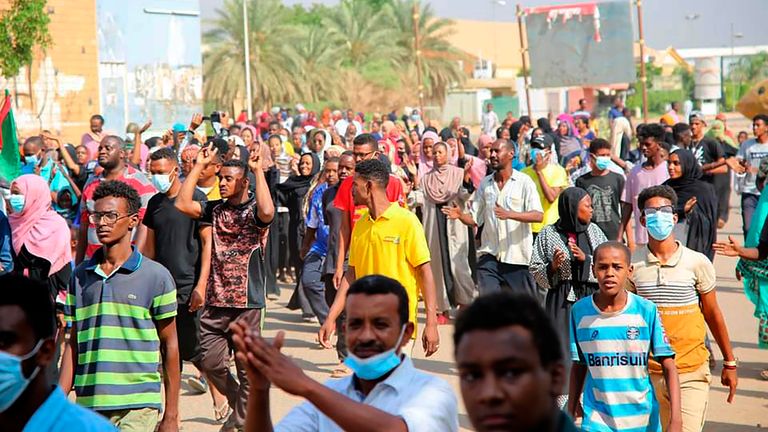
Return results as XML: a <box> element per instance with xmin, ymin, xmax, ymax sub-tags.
<box><xmin>331</xmin><ymin>363</ymin><xmax>351</xmax><ymax>378</ymax></box>
<box><xmin>214</xmin><ymin>401</ymin><xmax>232</xmax><ymax>423</ymax></box>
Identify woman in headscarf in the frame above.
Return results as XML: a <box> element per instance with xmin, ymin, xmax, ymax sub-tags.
<box><xmin>529</xmin><ymin>187</ymin><xmax>607</xmax><ymax>403</ymax></box>
<box><xmin>278</xmin><ymin>152</ymin><xmax>321</xmax><ymax>319</ymax></box>
<box><xmin>305</xmin><ymin>111</ymin><xmax>319</xmax><ymax>128</ymax></box>
<box><xmin>418</xmin><ymin>130</ymin><xmax>439</xmax><ymax>179</ymax></box>
<box><xmin>706</xmin><ymin>119</ymin><xmax>739</xmax><ymax>227</ymax></box>
<box><xmin>663</xmin><ymin>148</ymin><xmax>718</xmax><ymax>260</ymax></box>
<box><xmin>8</xmin><ymin>174</ymin><xmax>72</xmax><ymax>298</ymax></box>
<box><xmin>415</xmin><ymin>142</ymin><xmax>475</xmax><ymax>323</ymax></box>
<box><xmin>555</xmin><ymin>114</ymin><xmax>583</xmax><ymax>165</ymax></box>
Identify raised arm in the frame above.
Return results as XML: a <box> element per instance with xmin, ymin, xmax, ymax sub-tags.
<box><xmin>130</xmin><ymin>120</ymin><xmax>152</xmax><ymax>167</ymax></box>
<box><xmin>42</xmin><ymin>133</ymin><xmax>80</xmax><ymax>176</ymax></box>
<box><xmin>175</xmin><ymin>145</ymin><xmax>216</xmax><ymax>219</ymax></box>
<box><xmin>248</xmin><ymin>144</ymin><xmax>275</xmax><ymax>224</ymax></box>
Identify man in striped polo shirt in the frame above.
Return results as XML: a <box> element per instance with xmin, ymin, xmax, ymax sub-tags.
<box><xmin>60</xmin><ymin>180</ymin><xmax>180</xmax><ymax>432</ymax></box>
<box><xmin>632</xmin><ymin>185</ymin><xmax>737</xmax><ymax>432</ymax></box>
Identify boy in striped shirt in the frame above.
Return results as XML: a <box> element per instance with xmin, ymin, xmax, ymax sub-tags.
<box><xmin>568</xmin><ymin>241</ymin><xmax>681</xmax><ymax>432</ymax></box>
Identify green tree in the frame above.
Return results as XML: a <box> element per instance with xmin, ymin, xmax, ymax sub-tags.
<box><xmin>203</xmin><ymin>0</ymin><xmax>303</xmax><ymax>109</ymax></box>
<box><xmin>0</xmin><ymin>0</ymin><xmax>51</xmax><ymax>79</ymax></box>
<box><xmin>294</xmin><ymin>25</ymin><xmax>346</xmax><ymax>103</ymax></box>
<box><xmin>323</xmin><ymin>0</ymin><xmax>403</xmax><ymax>70</ymax></box>
<box><xmin>388</xmin><ymin>0</ymin><xmax>464</xmax><ymax>102</ymax></box>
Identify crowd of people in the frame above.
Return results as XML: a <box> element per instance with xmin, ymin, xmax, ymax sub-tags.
<box><xmin>0</xmin><ymin>100</ymin><xmax>767</xmax><ymax>432</ymax></box>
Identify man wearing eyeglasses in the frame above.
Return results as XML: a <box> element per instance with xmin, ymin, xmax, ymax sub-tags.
<box><xmin>60</xmin><ymin>180</ymin><xmax>180</xmax><ymax>431</ymax></box>
<box><xmin>631</xmin><ymin>185</ymin><xmax>737</xmax><ymax>432</ymax></box>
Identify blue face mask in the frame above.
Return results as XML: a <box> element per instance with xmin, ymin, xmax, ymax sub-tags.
<box><xmin>344</xmin><ymin>325</ymin><xmax>407</xmax><ymax>380</ymax></box>
<box><xmin>646</xmin><ymin>211</ymin><xmax>675</xmax><ymax>241</ymax></box>
<box><xmin>595</xmin><ymin>156</ymin><xmax>611</xmax><ymax>170</ymax></box>
<box><xmin>529</xmin><ymin>148</ymin><xmax>540</xmax><ymax>165</ymax></box>
<box><xmin>24</xmin><ymin>155</ymin><xmax>38</xmax><ymax>166</ymax></box>
<box><xmin>9</xmin><ymin>194</ymin><xmax>25</xmax><ymax>213</ymax></box>
<box><xmin>411</xmin><ymin>114</ymin><xmax>421</xmax><ymax>122</ymax></box>
<box><xmin>151</xmin><ymin>173</ymin><xmax>174</xmax><ymax>194</ymax></box>
<box><xmin>0</xmin><ymin>340</ymin><xmax>43</xmax><ymax>413</ymax></box>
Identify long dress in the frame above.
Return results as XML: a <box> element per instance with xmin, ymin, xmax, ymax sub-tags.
<box><xmin>737</xmin><ymin>190</ymin><xmax>768</xmax><ymax>349</ymax></box>
<box><xmin>413</xmin><ymin>184</ymin><xmax>477</xmax><ymax>312</ymax></box>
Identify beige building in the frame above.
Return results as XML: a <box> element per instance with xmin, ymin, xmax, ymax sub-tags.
<box><xmin>0</xmin><ymin>0</ymin><xmax>100</xmax><ymax>143</ymax></box>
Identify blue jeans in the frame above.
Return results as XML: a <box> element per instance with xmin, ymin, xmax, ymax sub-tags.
<box><xmin>301</xmin><ymin>252</ymin><xmax>329</xmax><ymax>324</ymax></box>
<box><xmin>742</xmin><ymin>193</ymin><xmax>760</xmax><ymax>238</ymax></box>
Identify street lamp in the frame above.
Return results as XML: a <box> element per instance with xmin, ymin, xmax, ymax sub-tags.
<box><xmin>243</xmin><ymin>0</ymin><xmax>253</xmax><ymax>120</ymax></box>
<box><xmin>730</xmin><ymin>23</ymin><xmax>744</xmax><ymax>111</ymax></box>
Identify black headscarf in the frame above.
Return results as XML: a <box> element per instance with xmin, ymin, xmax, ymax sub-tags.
<box><xmin>278</xmin><ymin>152</ymin><xmax>320</xmax><ymax>195</ymax></box>
<box><xmin>510</xmin><ymin>121</ymin><xmax>523</xmax><ymax>142</ymax></box>
<box><xmin>555</xmin><ymin>187</ymin><xmax>593</xmax><ymax>284</ymax></box>
<box><xmin>537</xmin><ymin>117</ymin><xmax>553</xmax><ymax>134</ymax></box>
<box><xmin>663</xmin><ymin>148</ymin><xmax>718</xmax><ymax>259</ymax></box>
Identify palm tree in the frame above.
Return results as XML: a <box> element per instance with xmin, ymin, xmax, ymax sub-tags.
<box><xmin>322</xmin><ymin>0</ymin><xmax>404</xmax><ymax>70</ymax></box>
<box><xmin>294</xmin><ymin>25</ymin><xmax>346</xmax><ymax>104</ymax></box>
<box><xmin>203</xmin><ymin>0</ymin><xmax>303</xmax><ymax>109</ymax></box>
<box><xmin>388</xmin><ymin>0</ymin><xmax>465</xmax><ymax>102</ymax></box>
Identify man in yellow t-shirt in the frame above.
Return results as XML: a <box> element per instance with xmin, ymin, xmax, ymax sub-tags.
<box><xmin>319</xmin><ymin>158</ymin><xmax>440</xmax><ymax>358</ymax></box>
<box><xmin>521</xmin><ymin>136</ymin><xmax>568</xmax><ymax>234</ymax></box>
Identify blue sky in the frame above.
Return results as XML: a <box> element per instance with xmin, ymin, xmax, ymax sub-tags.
<box><xmin>200</xmin><ymin>0</ymin><xmax>766</xmax><ymax>50</ymax></box>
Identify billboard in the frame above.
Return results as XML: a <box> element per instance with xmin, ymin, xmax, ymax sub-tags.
<box><xmin>97</xmin><ymin>0</ymin><xmax>203</xmax><ymax>133</ymax></box>
<box><xmin>524</xmin><ymin>1</ymin><xmax>635</xmax><ymax>88</ymax></box>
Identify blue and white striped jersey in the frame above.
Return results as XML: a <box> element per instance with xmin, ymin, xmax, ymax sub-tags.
<box><xmin>570</xmin><ymin>292</ymin><xmax>675</xmax><ymax>432</ymax></box>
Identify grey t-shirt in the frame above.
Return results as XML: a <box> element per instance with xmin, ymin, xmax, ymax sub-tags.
<box><xmin>737</xmin><ymin>138</ymin><xmax>768</xmax><ymax>195</ymax></box>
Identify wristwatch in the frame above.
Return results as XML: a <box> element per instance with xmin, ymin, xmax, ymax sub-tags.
<box><xmin>723</xmin><ymin>359</ymin><xmax>738</xmax><ymax>368</ymax></box>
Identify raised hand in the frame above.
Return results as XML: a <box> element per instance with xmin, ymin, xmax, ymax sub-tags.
<box><xmin>140</xmin><ymin>119</ymin><xmax>152</xmax><ymax>134</ymax></box>
<box><xmin>189</xmin><ymin>113</ymin><xmax>203</xmax><ymax>131</ymax></box>
<box><xmin>196</xmin><ymin>144</ymin><xmax>218</xmax><ymax>167</ymax></box>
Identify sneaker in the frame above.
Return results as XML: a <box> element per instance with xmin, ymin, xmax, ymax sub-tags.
<box><xmin>187</xmin><ymin>375</ymin><xmax>208</xmax><ymax>394</ymax></box>
<box><xmin>436</xmin><ymin>314</ymin><xmax>451</xmax><ymax>325</ymax></box>
<box><xmin>302</xmin><ymin>314</ymin><xmax>318</xmax><ymax>324</ymax></box>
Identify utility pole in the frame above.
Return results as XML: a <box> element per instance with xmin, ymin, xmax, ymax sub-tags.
<box><xmin>243</xmin><ymin>0</ymin><xmax>253</xmax><ymax>119</ymax></box>
<box><xmin>516</xmin><ymin>4</ymin><xmax>532</xmax><ymax>117</ymax></box>
<box><xmin>636</xmin><ymin>0</ymin><xmax>648</xmax><ymax>122</ymax></box>
<box><xmin>413</xmin><ymin>1</ymin><xmax>424</xmax><ymax>115</ymax></box>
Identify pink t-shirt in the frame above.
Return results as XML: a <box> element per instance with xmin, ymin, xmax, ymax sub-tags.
<box><xmin>621</xmin><ymin>161</ymin><xmax>669</xmax><ymax>244</ymax></box>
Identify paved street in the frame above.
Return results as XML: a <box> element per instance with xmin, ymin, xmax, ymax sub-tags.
<box><xmin>177</xmin><ymin>201</ymin><xmax>768</xmax><ymax>431</ymax></box>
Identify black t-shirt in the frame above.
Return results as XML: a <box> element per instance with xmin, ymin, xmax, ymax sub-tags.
<box><xmin>322</xmin><ymin>184</ymin><xmax>344</xmax><ymax>275</ymax></box>
<box><xmin>691</xmin><ymin>137</ymin><xmax>723</xmax><ymax>183</ymax></box>
<box><xmin>142</xmin><ymin>189</ymin><xmax>207</xmax><ymax>300</ymax></box>
<box><xmin>575</xmin><ymin>171</ymin><xmax>625</xmax><ymax>241</ymax></box>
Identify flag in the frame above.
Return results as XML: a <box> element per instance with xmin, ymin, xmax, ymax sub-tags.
<box><xmin>0</xmin><ymin>90</ymin><xmax>20</xmax><ymax>182</ymax></box>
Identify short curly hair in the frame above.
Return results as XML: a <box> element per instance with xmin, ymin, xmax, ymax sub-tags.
<box><xmin>149</xmin><ymin>147</ymin><xmax>178</xmax><ymax>164</ymax></box>
<box><xmin>355</xmin><ymin>158</ymin><xmax>389</xmax><ymax>188</ymax></box>
<box><xmin>93</xmin><ymin>180</ymin><xmax>142</xmax><ymax>215</ymax></box>
<box><xmin>637</xmin><ymin>185</ymin><xmax>678</xmax><ymax>211</ymax></box>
